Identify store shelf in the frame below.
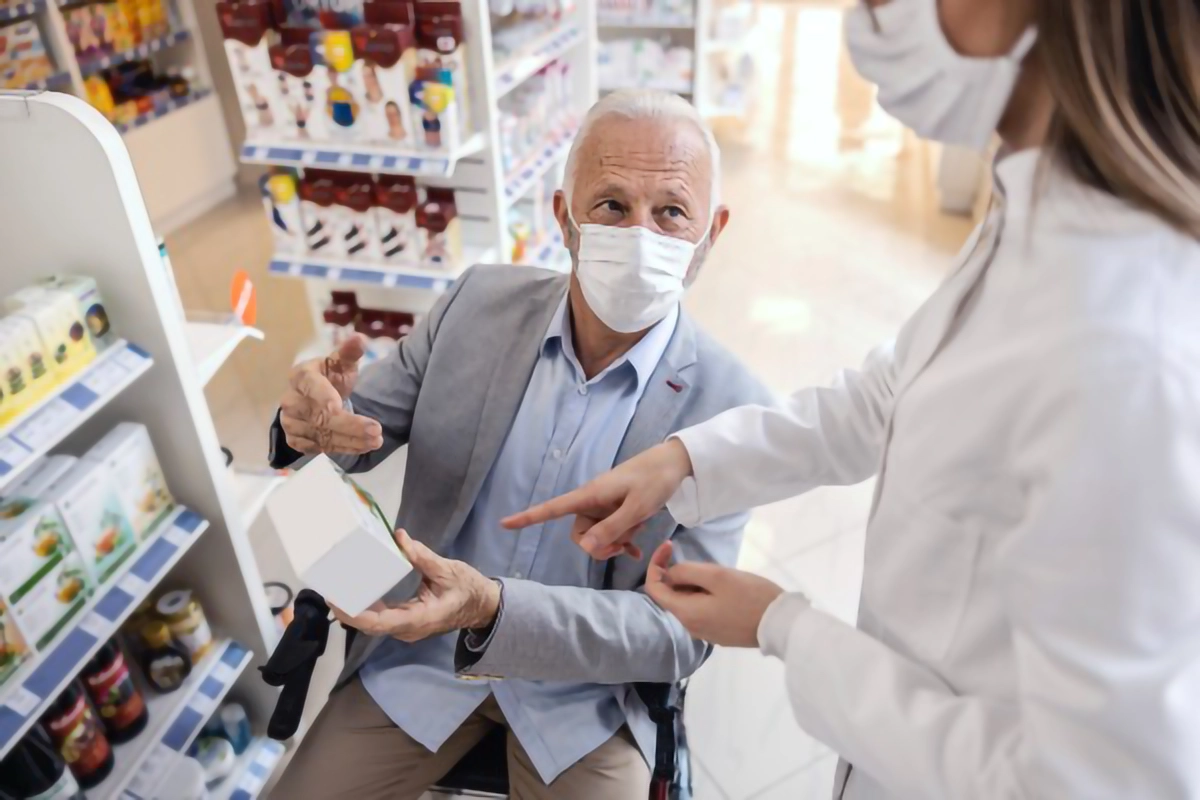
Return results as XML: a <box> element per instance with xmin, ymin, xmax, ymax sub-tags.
<box><xmin>234</xmin><ymin>470</ymin><xmax>286</xmax><ymax>529</ymax></box>
<box><xmin>0</xmin><ymin>0</ymin><xmax>43</xmax><ymax>22</ymax></box>
<box><xmin>186</xmin><ymin>319</ymin><xmax>264</xmax><ymax>386</ymax></box>
<box><xmin>600</xmin><ymin>79</ymin><xmax>692</xmax><ymax>94</ymax></box>
<box><xmin>0</xmin><ymin>339</ymin><xmax>153</xmax><ymax>493</ymax></box>
<box><xmin>268</xmin><ymin>244</ymin><xmax>497</xmax><ymax>291</ymax></box>
<box><xmin>77</xmin><ymin>29</ymin><xmax>191</xmax><ymax>76</ymax></box>
<box><xmin>531</xmin><ymin>230</ymin><xmax>567</xmax><ymax>271</ymax></box>
<box><xmin>240</xmin><ymin>132</ymin><xmax>487</xmax><ymax>178</ymax></box>
<box><xmin>495</xmin><ymin>24</ymin><xmax>583</xmax><ymax>100</ymax></box>
<box><xmin>114</xmin><ymin>88</ymin><xmax>211</xmax><ymax>134</ymax></box>
<box><xmin>597</xmin><ymin>11</ymin><xmax>695</xmax><ymax>28</ymax></box>
<box><xmin>101</xmin><ymin>640</ymin><xmax>254</xmax><ymax>799</ymax></box>
<box><xmin>0</xmin><ymin>507</ymin><xmax>209</xmax><ymax>759</ymax></box>
<box><xmin>19</xmin><ymin>71</ymin><xmax>72</xmax><ymax>92</ymax></box>
<box><xmin>218</xmin><ymin>737</ymin><xmax>288</xmax><ymax>800</ymax></box>
<box><xmin>503</xmin><ymin>122</ymin><xmax>578</xmax><ymax>205</ymax></box>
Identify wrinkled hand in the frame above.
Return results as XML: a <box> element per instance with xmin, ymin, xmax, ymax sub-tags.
<box><xmin>645</xmin><ymin>541</ymin><xmax>784</xmax><ymax>648</ymax></box>
<box><xmin>280</xmin><ymin>336</ymin><xmax>383</xmax><ymax>455</ymax></box>
<box><xmin>500</xmin><ymin>439</ymin><xmax>694</xmax><ymax>560</ymax></box>
<box><xmin>331</xmin><ymin>529</ymin><xmax>501</xmax><ymax>643</ymax></box>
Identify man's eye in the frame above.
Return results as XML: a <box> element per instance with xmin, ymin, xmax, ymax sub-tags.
<box><xmin>601</xmin><ymin>200</ymin><xmax>623</xmax><ymax>212</ymax></box>
<box><xmin>664</xmin><ymin>206</ymin><xmax>685</xmax><ymax>218</ymax></box>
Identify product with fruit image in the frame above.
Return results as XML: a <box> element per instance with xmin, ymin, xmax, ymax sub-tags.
<box><xmin>42</xmin><ymin>682</ymin><xmax>114</xmax><ymax>789</ymax></box>
<box><xmin>41</xmin><ymin>460</ymin><xmax>139</xmax><ymax>585</ymax></box>
<box><xmin>0</xmin><ymin>496</ymin><xmax>92</xmax><ymax>649</ymax></box>
<box><xmin>83</xmin><ymin>422</ymin><xmax>176</xmax><ymax>541</ymax></box>
<box><xmin>0</xmin><ymin>599</ymin><xmax>30</xmax><ymax>689</ymax></box>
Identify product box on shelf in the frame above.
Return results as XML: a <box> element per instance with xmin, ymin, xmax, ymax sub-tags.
<box><xmin>261</xmin><ymin>170</ymin><xmax>306</xmax><ymax>254</ymax></box>
<box><xmin>312</xmin><ymin>29</ymin><xmax>369</xmax><ymax>142</ymax></box>
<box><xmin>352</xmin><ymin>1</ymin><xmax>418</xmax><ymax>147</ymax></box>
<box><xmin>41</xmin><ymin>460</ymin><xmax>139</xmax><ymax>585</ymax></box>
<box><xmin>270</xmin><ymin>27</ymin><xmax>322</xmax><ymax>141</ymax></box>
<box><xmin>0</xmin><ymin>496</ymin><xmax>91</xmax><ymax>650</ymax></box>
<box><xmin>0</xmin><ymin>19</ymin><xmax>54</xmax><ymax>90</ymax></box>
<box><xmin>28</xmin><ymin>275</ymin><xmax>117</xmax><ymax>353</ymax></box>
<box><xmin>136</xmin><ymin>0</ymin><xmax>170</xmax><ymax>39</ymax></box>
<box><xmin>0</xmin><ymin>316</ymin><xmax>52</xmax><ymax>426</ymax></box>
<box><xmin>412</xmin><ymin>2</ymin><xmax>469</xmax><ymax>151</ymax></box>
<box><xmin>218</xmin><ymin>0</ymin><xmax>284</xmax><ymax>140</ymax></box>
<box><xmin>415</xmin><ymin>187</ymin><xmax>460</xmax><ymax>271</ymax></box>
<box><xmin>83</xmin><ymin>422</ymin><xmax>175</xmax><ymax>540</ymax></box>
<box><xmin>8</xmin><ymin>455</ymin><xmax>78</xmax><ymax>499</ymax></box>
<box><xmin>374</xmin><ymin>174</ymin><xmax>419</xmax><ymax>266</ymax></box>
<box><xmin>298</xmin><ymin>170</ymin><xmax>341</xmax><ymax>256</ymax></box>
<box><xmin>0</xmin><ymin>597</ymin><xmax>30</xmax><ymax>689</ymax></box>
<box><xmin>6</xmin><ymin>287</ymin><xmax>97</xmax><ymax>382</ymax></box>
<box><xmin>266</xmin><ymin>454</ymin><xmax>413</xmax><ymax>617</ymax></box>
<box><xmin>332</xmin><ymin>175</ymin><xmax>380</xmax><ymax>261</ymax></box>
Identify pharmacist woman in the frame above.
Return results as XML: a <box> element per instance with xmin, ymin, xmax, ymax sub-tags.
<box><xmin>503</xmin><ymin>0</ymin><xmax>1200</xmax><ymax>797</ymax></box>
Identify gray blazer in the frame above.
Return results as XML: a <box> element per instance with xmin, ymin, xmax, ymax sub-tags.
<box><xmin>312</xmin><ymin>265</ymin><xmax>773</xmax><ymax>688</ymax></box>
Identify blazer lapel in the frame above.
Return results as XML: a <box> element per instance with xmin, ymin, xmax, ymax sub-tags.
<box><xmin>437</xmin><ymin>278</ymin><xmax>566</xmax><ymax>549</ymax></box>
<box><xmin>609</xmin><ymin>313</ymin><xmax>698</xmax><ymax>589</ymax></box>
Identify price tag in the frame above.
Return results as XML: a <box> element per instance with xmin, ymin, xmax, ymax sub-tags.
<box><xmin>2</xmin><ymin>686</ymin><xmax>42</xmax><ymax>717</ymax></box>
<box><xmin>12</xmin><ymin>399</ymin><xmax>77</xmax><ymax>449</ymax></box>
<box><xmin>78</xmin><ymin>611</ymin><xmax>109</xmax><ymax>640</ymax></box>
<box><xmin>211</xmin><ymin>662</ymin><xmax>236</xmax><ymax>683</ymax></box>
<box><xmin>163</xmin><ymin>526</ymin><xmax>188</xmax><ymax>548</ymax></box>
<box><xmin>0</xmin><ymin>437</ymin><xmax>30</xmax><ymax>469</ymax></box>
<box><xmin>117</xmin><ymin>572</ymin><xmax>148</xmax><ymax>598</ymax></box>
<box><xmin>338</xmin><ymin>152</ymin><xmax>353</xmax><ymax>166</ymax></box>
<box><xmin>81</xmin><ymin>358</ymin><xmax>129</xmax><ymax>396</ymax></box>
<box><xmin>242</xmin><ymin>775</ymin><xmax>265</xmax><ymax>794</ymax></box>
<box><xmin>114</xmin><ymin>346</ymin><xmax>149</xmax><ymax>373</ymax></box>
<box><xmin>369</xmin><ymin>155</ymin><xmax>386</xmax><ymax>170</ymax></box>
<box><xmin>189</xmin><ymin>692</ymin><xmax>217</xmax><ymax>717</ymax></box>
<box><xmin>126</xmin><ymin>743</ymin><xmax>173</xmax><ymax>795</ymax></box>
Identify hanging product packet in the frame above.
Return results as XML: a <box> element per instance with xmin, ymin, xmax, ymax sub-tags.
<box><xmin>412</xmin><ymin>1</ymin><xmax>469</xmax><ymax>151</ymax></box>
<box><xmin>332</xmin><ymin>174</ymin><xmax>381</xmax><ymax>261</ymax></box>
<box><xmin>298</xmin><ymin>170</ymin><xmax>341</xmax><ymax>256</ymax></box>
<box><xmin>416</xmin><ymin>187</ymin><xmax>461</xmax><ymax>271</ymax></box>
<box><xmin>261</xmin><ymin>170</ymin><xmax>306</xmax><ymax>254</ymax></box>
<box><xmin>311</xmin><ymin>29</ymin><xmax>369</xmax><ymax>142</ymax></box>
<box><xmin>374</xmin><ymin>174</ymin><xmax>419</xmax><ymax>266</ymax></box>
<box><xmin>271</xmin><ymin>27</ymin><xmax>324</xmax><ymax>141</ymax></box>
<box><xmin>351</xmin><ymin>1</ymin><xmax>418</xmax><ymax>146</ymax></box>
<box><xmin>217</xmin><ymin>0</ymin><xmax>283</xmax><ymax>139</ymax></box>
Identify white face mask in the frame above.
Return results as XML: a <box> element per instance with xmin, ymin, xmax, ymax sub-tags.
<box><xmin>569</xmin><ymin>212</ymin><xmax>708</xmax><ymax>334</ymax></box>
<box><xmin>844</xmin><ymin>0</ymin><xmax>1036</xmax><ymax>151</ymax></box>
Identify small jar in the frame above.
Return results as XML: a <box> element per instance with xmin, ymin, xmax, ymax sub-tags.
<box><xmin>156</xmin><ymin>590</ymin><xmax>214</xmax><ymax>661</ymax></box>
<box><xmin>139</xmin><ymin>620</ymin><xmax>192</xmax><ymax>693</ymax></box>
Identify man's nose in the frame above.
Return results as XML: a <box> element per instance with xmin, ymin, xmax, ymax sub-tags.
<box><xmin>622</xmin><ymin>206</ymin><xmax>659</xmax><ymax>233</ymax></box>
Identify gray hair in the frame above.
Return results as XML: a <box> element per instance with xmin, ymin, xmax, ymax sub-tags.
<box><xmin>562</xmin><ymin>89</ymin><xmax>722</xmax><ymax>214</ymax></box>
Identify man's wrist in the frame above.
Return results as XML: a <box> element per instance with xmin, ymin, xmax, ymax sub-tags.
<box><xmin>664</xmin><ymin>436</ymin><xmax>694</xmax><ymax>482</ymax></box>
<box><xmin>471</xmin><ymin>578</ymin><xmax>503</xmax><ymax>631</ymax></box>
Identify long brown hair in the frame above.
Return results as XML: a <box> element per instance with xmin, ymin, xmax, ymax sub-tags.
<box><xmin>1038</xmin><ymin>1</ymin><xmax>1200</xmax><ymax>237</ymax></box>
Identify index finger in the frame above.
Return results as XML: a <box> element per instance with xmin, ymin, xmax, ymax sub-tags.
<box><xmin>501</xmin><ymin>486</ymin><xmax>595</xmax><ymax>530</ymax></box>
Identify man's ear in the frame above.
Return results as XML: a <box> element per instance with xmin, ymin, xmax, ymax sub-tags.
<box><xmin>708</xmin><ymin>205</ymin><xmax>731</xmax><ymax>247</ymax></box>
<box><xmin>553</xmin><ymin>190</ymin><xmax>573</xmax><ymax>248</ymax></box>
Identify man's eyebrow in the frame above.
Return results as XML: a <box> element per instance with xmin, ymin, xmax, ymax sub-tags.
<box><xmin>586</xmin><ymin>181</ymin><xmax>630</xmax><ymax>202</ymax></box>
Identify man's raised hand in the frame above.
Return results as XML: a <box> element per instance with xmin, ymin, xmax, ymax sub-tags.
<box><xmin>279</xmin><ymin>336</ymin><xmax>384</xmax><ymax>455</ymax></box>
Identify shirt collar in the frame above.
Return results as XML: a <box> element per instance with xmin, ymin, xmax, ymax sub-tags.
<box><xmin>542</xmin><ymin>292</ymin><xmax>679</xmax><ymax>391</ymax></box>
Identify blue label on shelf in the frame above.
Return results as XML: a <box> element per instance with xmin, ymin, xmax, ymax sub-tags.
<box><xmin>339</xmin><ymin>269</ymin><xmax>384</xmax><ymax>284</ymax></box>
<box><xmin>60</xmin><ymin>382</ymin><xmax>100</xmax><ymax>411</ymax></box>
<box><xmin>176</xmin><ymin>508</ymin><xmax>203</xmax><ymax>532</ymax></box>
<box><xmin>162</xmin><ymin>706</ymin><xmax>205</xmax><ymax>752</ymax></box>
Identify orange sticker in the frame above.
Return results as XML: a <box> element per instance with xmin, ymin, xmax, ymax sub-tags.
<box><xmin>230</xmin><ymin>270</ymin><xmax>257</xmax><ymax>326</ymax></box>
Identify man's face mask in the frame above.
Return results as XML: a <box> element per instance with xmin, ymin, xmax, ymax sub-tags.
<box><xmin>567</xmin><ymin>206</ymin><xmax>712</xmax><ymax>334</ymax></box>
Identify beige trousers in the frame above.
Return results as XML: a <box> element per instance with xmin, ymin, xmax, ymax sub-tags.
<box><xmin>270</xmin><ymin>677</ymin><xmax>651</xmax><ymax>799</ymax></box>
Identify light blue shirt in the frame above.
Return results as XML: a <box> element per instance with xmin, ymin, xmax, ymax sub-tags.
<box><xmin>360</xmin><ymin>293</ymin><xmax>679</xmax><ymax>782</ymax></box>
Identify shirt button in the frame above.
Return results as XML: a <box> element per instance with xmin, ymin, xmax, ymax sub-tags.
<box><xmin>552</xmin><ymin>449</ymin><xmax>563</xmax><ymax>459</ymax></box>
<box><xmin>513</xmin><ymin>571</ymin><xmax>523</xmax><ymax>579</ymax></box>
<box><xmin>578</xmin><ymin>385</ymin><xmax>588</xmax><ymax>396</ymax></box>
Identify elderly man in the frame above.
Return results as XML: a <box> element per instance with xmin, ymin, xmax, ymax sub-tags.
<box><xmin>267</xmin><ymin>89</ymin><xmax>772</xmax><ymax>800</ymax></box>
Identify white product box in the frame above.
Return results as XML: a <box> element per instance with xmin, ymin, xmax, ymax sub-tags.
<box><xmin>265</xmin><ymin>455</ymin><xmax>412</xmax><ymax>616</ymax></box>
<box><xmin>84</xmin><ymin>422</ymin><xmax>174</xmax><ymax>540</ymax></box>
<box><xmin>0</xmin><ymin>496</ymin><xmax>91</xmax><ymax>650</ymax></box>
<box><xmin>43</xmin><ymin>460</ymin><xmax>139</xmax><ymax>585</ymax></box>
<box><xmin>260</xmin><ymin>172</ymin><xmax>306</xmax><ymax>256</ymax></box>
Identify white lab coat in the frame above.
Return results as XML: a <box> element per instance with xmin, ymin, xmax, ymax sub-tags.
<box><xmin>667</xmin><ymin>149</ymin><xmax>1200</xmax><ymax>799</ymax></box>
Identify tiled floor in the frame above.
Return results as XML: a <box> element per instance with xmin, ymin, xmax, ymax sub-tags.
<box><xmin>166</xmin><ymin>2</ymin><xmax>976</xmax><ymax>797</ymax></box>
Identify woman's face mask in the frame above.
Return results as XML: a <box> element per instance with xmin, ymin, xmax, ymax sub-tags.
<box><xmin>844</xmin><ymin>0</ymin><xmax>1036</xmax><ymax>151</ymax></box>
<box><xmin>568</xmin><ymin>210</ymin><xmax>710</xmax><ymax>334</ymax></box>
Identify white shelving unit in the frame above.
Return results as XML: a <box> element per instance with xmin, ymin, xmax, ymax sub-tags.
<box><xmin>0</xmin><ymin>92</ymin><xmax>278</xmax><ymax>794</ymax></box>
<box><xmin>185</xmin><ymin>318</ymin><xmax>264</xmax><ymax>386</ymax></box>
<box><xmin>5</xmin><ymin>0</ymin><xmax>236</xmax><ymax>233</ymax></box>
<box><xmin>595</xmin><ymin>0</ymin><xmax>756</xmax><ymax>118</ymax></box>
<box><xmin>240</xmin><ymin>0</ymin><xmax>597</xmax><ymax>329</ymax></box>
